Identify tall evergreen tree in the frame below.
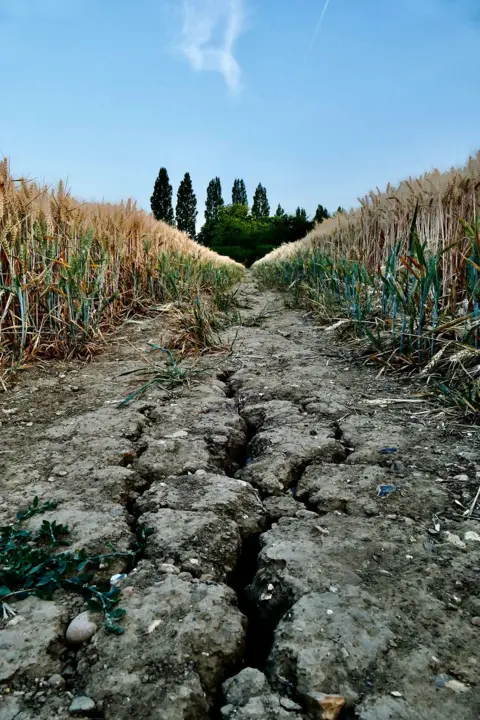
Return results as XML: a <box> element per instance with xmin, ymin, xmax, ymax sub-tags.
<box><xmin>150</xmin><ymin>167</ymin><xmax>175</xmax><ymax>225</ymax></box>
<box><xmin>232</xmin><ymin>178</ymin><xmax>248</xmax><ymax>206</ymax></box>
<box><xmin>334</xmin><ymin>206</ymin><xmax>346</xmax><ymax>216</ymax></box>
<box><xmin>205</xmin><ymin>177</ymin><xmax>224</xmax><ymax>223</ymax></box>
<box><xmin>295</xmin><ymin>207</ymin><xmax>308</xmax><ymax>222</ymax></box>
<box><xmin>275</xmin><ymin>203</ymin><xmax>286</xmax><ymax>218</ymax></box>
<box><xmin>252</xmin><ymin>183</ymin><xmax>270</xmax><ymax>219</ymax></box>
<box><xmin>314</xmin><ymin>204</ymin><xmax>330</xmax><ymax>224</ymax></box>
<box><xmin>176</xmin><ymin>172</ymin><xmax>197</xmax><ymax>237</ymax></box>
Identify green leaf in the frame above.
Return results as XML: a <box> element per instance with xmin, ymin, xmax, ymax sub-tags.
<box><xmin>0</xmin><ymin>586</ymin><xmax>11</xmax><ymax>597</ymax></box>
<box><xmin>108</xmin><ymin>607</ymin><xmax>127</xmax><ymax>619</ymax></box>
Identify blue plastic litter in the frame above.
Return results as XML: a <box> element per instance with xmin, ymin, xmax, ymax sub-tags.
<box><xmin>278</xmin><ymin>676</ymin><xmax>294</xmax><ymax>688</ymax></box>
<box><xmin>379</xmin><ymin>447</ymin><xmax>397</xmax><ymax>454</ymax></box>
<box><xmin>244</xmin><ymin>457</ymin><xmax>253</xmax><ymax>466</ymax></box>
<box><xmin>110</xmin><ymin>573</ymin><xmax>127</xmax><ymax>586</ymax></box>
<box><xmin>377</xmin><ymin>484</ymin><xmax>399</xmax><ymax>498</ymax></box>
<box><xmin>435</xmin><ymin>674</ymin><xmax>451</xmax><ymax>689</ymax></box>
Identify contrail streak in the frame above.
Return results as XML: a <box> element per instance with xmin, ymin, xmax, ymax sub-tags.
<box><xmin>306</xmin><ymin>0</ymin><xmax>332</xmax><ymax>60</ymax></box>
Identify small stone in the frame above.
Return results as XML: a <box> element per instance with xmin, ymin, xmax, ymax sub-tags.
<box><xmin>304</xmin><ymin>691</ymin><xmax>345</xmax><ymax>720</ymax></box>
<box><xmin>453</xmin><ymin>474</ymin><xmax>470</xmax><ymax>482</ymax></box>
<box><xmin>471</xmin><ymin>617</ymin><xmax>480</xmax><ymax>626</ymax></box>
<box><xmin>69</xmin><ymin>695</ymin><xmax>96</xmax><ymax>713</ymax></box>
<box><xmin>220</xmin><ymin>704</ymin><xmax>235</xmax><ymax>719</ymax></box>
<box><xmin>158</xmin><ymin>563</ymin><xmax>179</xmax><ymax>574</ymax></box>
<box><xmin>62</xmin><ymin>665</ymin><xmax>75</xmax><ymax>678</ymax></box>
<box><xmin>390</xmin><ymin>690</ymin><xmax>402</xmax><ymax>697</ymax></box>
<box><xmin>280</xmin><ymin>697</ymin><xmax>303</xmax><ymax>711</ymax></box>
<box><xmin>295</xmin><ymin>509</ymin><xmax>318</xmax><ymax>519</ymax></box>
<box><xmin>166</xmin><ymin>430</ymin><xmax>188</xmax><ymax>439</ymax></box>
<box><xmin>444</xmin><ymin>532</ymin><xmax>466</xmax><ymax>550</ymax></box>
<box><xmin>465</xmin><ymin>531</ymin><xmax>480</xmax><ymax>543</ymax></box>
<box><xmin>49</xmin><ymin>674</ymin><xmax>66</xmax><ymax>689</ymax></box>
<box><xmin>66</xmin><ymin>611</ymin><xmax>98</xmax><ymax>645</ymax></box>
<box><xmin>147</xmin><ymin>619</ymin><xmax>162</xmax><ymax>634</ymax></box>
<box><xmin>444</xmin><ymin>679</ymin><xmax>469</xmax><ymax>693</ymax></box>
<box><xmin>178</xmin><ymin>572</ymin><xmax>193</xmax><ymax>580</ymax></box>
<box><xmin>222</xmin><ymin>668</ymin><xmax>270</xmax><ymax>706</ymax></box>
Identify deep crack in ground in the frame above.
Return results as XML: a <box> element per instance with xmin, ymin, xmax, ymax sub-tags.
<box><xmin>1</xmin><ymin>274</ymin><xmax>480</xmax><ymax>720</ymax></box>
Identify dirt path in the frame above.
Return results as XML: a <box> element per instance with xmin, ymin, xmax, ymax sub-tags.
<box><xmin>1</xmin><ymin>275</ymin><xmax>480</xmax><ymax>720</ymax></box>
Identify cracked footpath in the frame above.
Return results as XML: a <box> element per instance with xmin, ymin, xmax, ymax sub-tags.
<box><xmin>1</xmin><ymin>276</ymin><xmax>480</xmax><ymax>719</ymax></box>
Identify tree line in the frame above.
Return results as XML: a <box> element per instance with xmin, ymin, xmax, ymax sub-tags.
<box><xmin>150</xmin><ymin>168</ymin><xmax>344</xmax><ymax>266</ymax></box>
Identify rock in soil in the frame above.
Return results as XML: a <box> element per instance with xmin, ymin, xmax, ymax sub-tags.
<box><xmin>66</xmin><ymin>611</ymin><xmax>98</xmax><ymax>646</ymax></box>
<box><xmin>69</xmin><ymin>695</ymin><xmax>96</xmax><ymax>713</ymax></box>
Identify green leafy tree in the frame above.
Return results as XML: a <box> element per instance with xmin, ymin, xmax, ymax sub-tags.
<box><xmin>295</xmin><ymin>207</ymin><xmax>308</xmax><ymax>222</ymax></box>
<box><xmin>205</xmin><ymin>177</ymin><xmax>224</xmax><ymax>223</ymax></box>
<box><xmin>199</xmin><ymin>203</ymin><xmax>314</xmax><ymax>267</ymax></box>
<box><xmin>232</xmin><ymin>178</ymin><xmax>248</xmax><ymax>206</ymax></box>
<box><xmin>150</xmin><ymin>167</ymin><xmax>175</xmax><ymax>225</ymax></box>
<box><xmin>314</xmin><ymin>204</ymin><xmax>330</xmax><ymax>224</ymax></box>
<box><xmin>275</xmin><ymin>204</ymin><xmax>286</xmax><ymax>218</ymax></box>
<box><xmin>252</xmin><ymin>183</ymin><xmax>270</xmax><ymax>219</ymax></box>
<box><xmin>333</xmin><ymin>206</ymin><xmax>346</xmax><ymax>216</ymax></box>
<box><xmin>176</xmin><ymin>172</ymin><xmax>197</xmax><ymax>237</ymax></box>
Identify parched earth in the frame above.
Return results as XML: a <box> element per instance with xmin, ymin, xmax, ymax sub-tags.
<box><xmin>1</xmin><ymin>276</ymin><xmax>480</xmax><ymax>719</ymax></box>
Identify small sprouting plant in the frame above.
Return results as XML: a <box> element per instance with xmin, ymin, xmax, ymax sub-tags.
<box><xmin>117</xmin><ymin>343</ymin><xmax>213</xmax><ymax>407</ymax></box>
<box><xmin>0</xmin><ymin>497</ymin><xmax>153</xmax><ymax>634</ymax></box>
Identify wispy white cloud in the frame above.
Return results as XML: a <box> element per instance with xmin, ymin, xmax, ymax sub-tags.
<box><xmin>179</xmin><ymin>0</ymin><xmax>245</xmax><ymax>95</ymax></box>
<box><xmin>305</xmin><ymin>0</ymin><xmax>333</xmax><ymax>61</ymax></box>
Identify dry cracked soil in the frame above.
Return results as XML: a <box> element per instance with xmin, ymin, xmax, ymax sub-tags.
<box><xmin>1</xmin><ymin>274</ymin><xmax>480</xmax><ymax>720</ymax></box>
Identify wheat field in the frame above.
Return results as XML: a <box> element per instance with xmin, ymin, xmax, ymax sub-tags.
<box><xmin>256</xmin><ymin>151</ymin><xmax>480</xmax><ymax>302</ymax></box>
<box><xmin>254</xmin><ymin>152</ymin><xmax>480</xmax><ymax>412</ymax></box>
<box><xmin>0</xmin><ymin>159</ymin><xmax>243</xmax><ymax>375</ymax></box>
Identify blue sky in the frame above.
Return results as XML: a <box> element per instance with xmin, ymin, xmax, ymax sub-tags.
<box><xmin>1</xmin><ymin>0</ymin><xmax>479</xmax><ymax>224</ymax></box>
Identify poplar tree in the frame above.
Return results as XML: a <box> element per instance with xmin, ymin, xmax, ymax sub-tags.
<box><xmin>150</xmin><ymin>167</ymin><xmax>174</xmax><ymax>225</ymax></box>
<box><xmin>252</xmin><ymin>183</ymin><xmax>270</xmax><ymax>218</ymax></box>
<box><xmin>205</xmin><ymin>177</ymin><xmax>224</xmax><ymax>223</ymax></box>
<box><xmin>176</xmin><ymin>173</ymin><xmax>197</xmax><ymax>237</ymax></box>
<box><xmin>232</xmin><ymin>178</ymin><xmax>248</xmax><ymax>206</ymax></box>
